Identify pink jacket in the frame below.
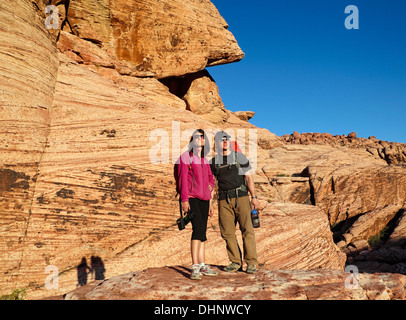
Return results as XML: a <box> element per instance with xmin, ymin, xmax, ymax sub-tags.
<box><xmin>177</xmin><ymin>151</ymin><xmax>215</xmax><ymax>202</ymax></box>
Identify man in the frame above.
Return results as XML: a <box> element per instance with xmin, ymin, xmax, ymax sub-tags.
<box><xmin>210</xmin><ymin>131</ymin><xmax>259</xmax><ymax>274</ymax></box>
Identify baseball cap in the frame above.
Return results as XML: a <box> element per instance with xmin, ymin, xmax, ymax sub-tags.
<box><xmin>214</xmin><ymin>130</ymin><xmax>231</xmax><ymax>142</ymax></box>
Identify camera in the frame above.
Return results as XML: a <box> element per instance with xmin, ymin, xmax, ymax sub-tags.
<box><xmin>177</xmin><ymin>210</ymin><xmax>195</xmax><ymax>231</ymax></box>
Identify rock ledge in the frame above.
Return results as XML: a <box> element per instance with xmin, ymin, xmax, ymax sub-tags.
<box><xmin>59</xmin><ymin>266</ymin><xmax>406</xmax><ymax>300</ymax></box>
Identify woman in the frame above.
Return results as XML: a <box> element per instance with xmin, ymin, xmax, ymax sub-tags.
<box><xmin>177</xmin><ymin>129</ymin><xmax>218</xmax><ymax>280</ymax></box>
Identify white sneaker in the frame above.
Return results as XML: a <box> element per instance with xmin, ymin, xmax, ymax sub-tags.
<box><xmin>190</xmin><ymin>264</ymin><xmax>201</xmax><ymax>280</ymax></box>
<box><xmin>200</xmin><ymin>264</ymin><xmax>218</xmax><ymax>276</ymax></box>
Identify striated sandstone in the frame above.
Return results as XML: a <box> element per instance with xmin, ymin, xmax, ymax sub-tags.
<box><xmin>345</xmin><ymin>208</ymin><xmax>406</xmax><ymax>275</ymax></box>
<box><xmin>257</xmin><ymin>143</ymin><xmax>406</xmax><ymax>275</ymax></box>
<box><xmin>7</xmin><ymin>52</ymin><xmax>215</xmax><ymax>297</ymax></box>
<box><xmin>102</xmin><ymin>202</ymin><xmax>346</xmax><ymax>274</ymax></box>
<box><xmin>258</xmin><ymin>144</ymin><xmax>387</xmax><ymax>205</ymax></box>
<box><xmin>269</xmin><ymin>139</ymin><xmax>406</xmax><ymax>278</ymax></box>
<box><xmin>0</xmin><ymin>23</ymin><xmax>307</xmax><ymax>297</ymax></box>
<box><xmin>260</xmin><ymin>144</ymin><xmax>406</xmax><ymax>226</ymax></box>
<box><xmin>0</xmin><ymin>0</ymin><xmax>259</xmax><ymax>294</ymax></box>
<box><xmin>24</xmin><ymin>198</ymin><xmax>345</xmax><ymax>298</ymax></box>
<box><xmin>303</xmin><ymin>165</ymin><xmax>406</xmax><ymax>225</ymax></box>
<box><xmin>0</xmin><ymin>0</ymin><xmax>59</xmax><ymax>289</ymax></box>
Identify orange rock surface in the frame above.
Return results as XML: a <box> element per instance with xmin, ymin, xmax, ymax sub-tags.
<box><xmin>1</xmin><ymin>0</ymin><xmax>405</xmax><ymax>300</ymax></box>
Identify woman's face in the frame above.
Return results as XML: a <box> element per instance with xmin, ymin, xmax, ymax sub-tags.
<box><xmin>193</xmin><ymin>133</ymin><xmax>205</xmax><ymax>148</ymax></box>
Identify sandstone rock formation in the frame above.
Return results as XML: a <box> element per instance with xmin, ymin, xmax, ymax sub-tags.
<box><xmin>1</xmin><ymin>0</ymin><xmax>405</xmax><ymax>301</ymax></box>
<box><xmin>0</xmin><ymin>0</ymin><xmax>298</xmax><ymax>300</ymax></box>
<box><xmin>303</xmin><ymin>164</ymin><xmax>406</xmax><ymax>225</ymax></box>
<box><xmin>24</xmin><ymin>200</ymin><xmax>345</xmax><ymax>299</ymax></box>
<box><xmin>59</xmin><ymin>266</ymin><xmax>406</xmax><ymax>300</ymax></box>
<box><xmin>0</xmin><ymin>0</ymin><xmax>58</xmax><ymax>294</ymax></box>
<box><xmin>339</xmin><ymin>205</ymin><xmax>402</xmax><ymax>247</ymax></box>
<box><xmin>160</xmin><ymin>70</ymin><xmax>229</xmax><ymax>123</ymax></box>
<box><xmin>257</xmin><ymin>140</ymin><xmax>406</xmax><ymax>235</ymax></box>
<box><xmin>264</xmin><ymin>137</ymin><xmax>406</xmax><ymax>279</ymax></box>
<box><xmin>282</xmin><ymin>131</ymin><xmax>406</xmax><ymax>165</ymax></box>
<box><xmin>387</xmin><ymin>209</ymin><xmax>406</xmax><ymax>247</ymax></box>
<box><xmin>63</xmin><ymin>0</ymin><xmax>245</xmax><ymax>78</ymax></box>
<box><xmin>234</xmin><ymin>111</ymin><xmax>255</xmax><ymax>122</ymax></box>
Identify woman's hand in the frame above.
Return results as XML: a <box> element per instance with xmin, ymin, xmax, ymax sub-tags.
<box><xmin>209</xmin><ymin>205</ymin><xmax>214</xmax><ymax>217</ymax></box>
<box><xmin>181</xmin><ymin>201</ymin><xmax>190</xmax><ymax>216</ymax></box>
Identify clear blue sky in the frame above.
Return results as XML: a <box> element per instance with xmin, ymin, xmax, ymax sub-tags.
<box><xmin>209</xmin><ymin>0</ymin><xmax>406</xmax><ymax>143</ymax></box>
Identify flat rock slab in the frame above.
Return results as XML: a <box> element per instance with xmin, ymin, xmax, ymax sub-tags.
<box><xmin>59</xmin><ymin>266</ymin><xmax>406</xmax><ymax>300</ymax></box>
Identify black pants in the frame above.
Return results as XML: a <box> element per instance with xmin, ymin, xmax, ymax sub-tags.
<box><xmin>189</xmin><ymin>197</ymin><xmax>209</xmax><ymax>242</ymax></box>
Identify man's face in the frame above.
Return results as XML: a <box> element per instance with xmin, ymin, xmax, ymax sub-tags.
<box><xmin>221</xmin><ymin>137</ymin><xmax>229</xmax><ymax>151</ymax></box>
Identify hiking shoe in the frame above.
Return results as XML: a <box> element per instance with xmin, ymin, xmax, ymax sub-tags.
<box><xmin>190</xmin><ymin>265</ymin><xmax>201</xmax><ymax>280</ymax></box>
<box><xmin>246</xmin><ymin>265</ymin><xmax>257</xmax><ymax>274</ymax></box>
<box><xmin>223</xmin><ymin>262</ymin><xmax>241</xmax><ymax>272</ymax></box>
<box><xmin>200</xmin><ymin>264</ymin><xmax>218</xmax><ymax>277</ymax></box>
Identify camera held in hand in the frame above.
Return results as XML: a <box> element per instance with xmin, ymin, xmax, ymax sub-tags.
<box><xmin>177</xmin><ymin>210</ymin><xmax>195</xmax><ymax>231</ymax></box>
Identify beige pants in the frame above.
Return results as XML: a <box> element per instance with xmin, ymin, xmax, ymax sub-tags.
<box><xmin>218</xmin><ymin>196</ymin><xmax>258</xmax><ymax>266</ymax></box>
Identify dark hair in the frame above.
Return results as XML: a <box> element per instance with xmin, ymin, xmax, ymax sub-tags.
<box><xmin>188</xmin><ymin>129</ymin><xmax>210</xmax><ymax>158</ymax></box>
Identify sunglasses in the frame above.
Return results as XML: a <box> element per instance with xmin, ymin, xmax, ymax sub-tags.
<box><xmin>193</xmin><ymin>134</ymin><xmax>205</xmax><ymax>139</ymax></box>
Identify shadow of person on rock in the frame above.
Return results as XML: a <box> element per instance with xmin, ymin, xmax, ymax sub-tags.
<box><xmin>77</xmin><ymin>257</ymin><xmax>90</xmax><ymax>287</ymax></box>
<box><xmin>168</xmin><ymin>266</ymin><xmax>191</xmax><ymax>279</ymax></box>
<box><xmin>90</xmin><ymin>256</ymin><xmax>106</xmax><ymax>280</ymax></box>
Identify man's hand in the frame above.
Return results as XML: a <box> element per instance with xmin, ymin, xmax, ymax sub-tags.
<box><xmin>181</xmin><ymin>201</ymin><xmax>190</xmax><ymax>216</ymax></box>
<box><xmin>251</xmin><ymin>197</ymin><xmax>259</xmax><ymax>210</ymax></box>
<box><xmin>245</xmin><ymin>174</ymin><xmax>259</xmax><ymax>210</ymax></box>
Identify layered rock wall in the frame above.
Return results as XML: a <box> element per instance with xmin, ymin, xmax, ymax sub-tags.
<box><xmin>0</xmin><ymin>0</ymin><xmax>59</xmax><ymax>290</ymax></box>
<box><xmin>0</xmin><ymin>0</ymin><xmax>282</xmax><ymax>299</ymax></box>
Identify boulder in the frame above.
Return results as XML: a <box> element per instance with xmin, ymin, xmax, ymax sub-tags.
<box><xmin>341</xmin><ymin>205</ymin><xmax>402</xmax><ymax>245</ymax></box>
<box><xmin>234</xmin><ymin>111</ymin><xmax>255</xmax><ymax>122</ymax></box>
<box><xmin>64</xmin><ymin>0</ymin><xmax>244</xmax><ymax>78</ymax></box>
<box><xmin>181</xmin><ymin>70</ymin><xmax>229</xmax><ymax>123</ymax></box>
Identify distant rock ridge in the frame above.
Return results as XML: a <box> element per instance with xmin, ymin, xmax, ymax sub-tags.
<box><xmin>282</xmin><ymin>131</ymin><xmax>406</xmax><ymax>165</ymax></box>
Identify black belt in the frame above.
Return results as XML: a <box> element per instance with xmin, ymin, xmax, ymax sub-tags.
<box><xmin>218</xmin><ymin>185</ymin><xmax>248</xmax><ymax>207</ymax></box>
